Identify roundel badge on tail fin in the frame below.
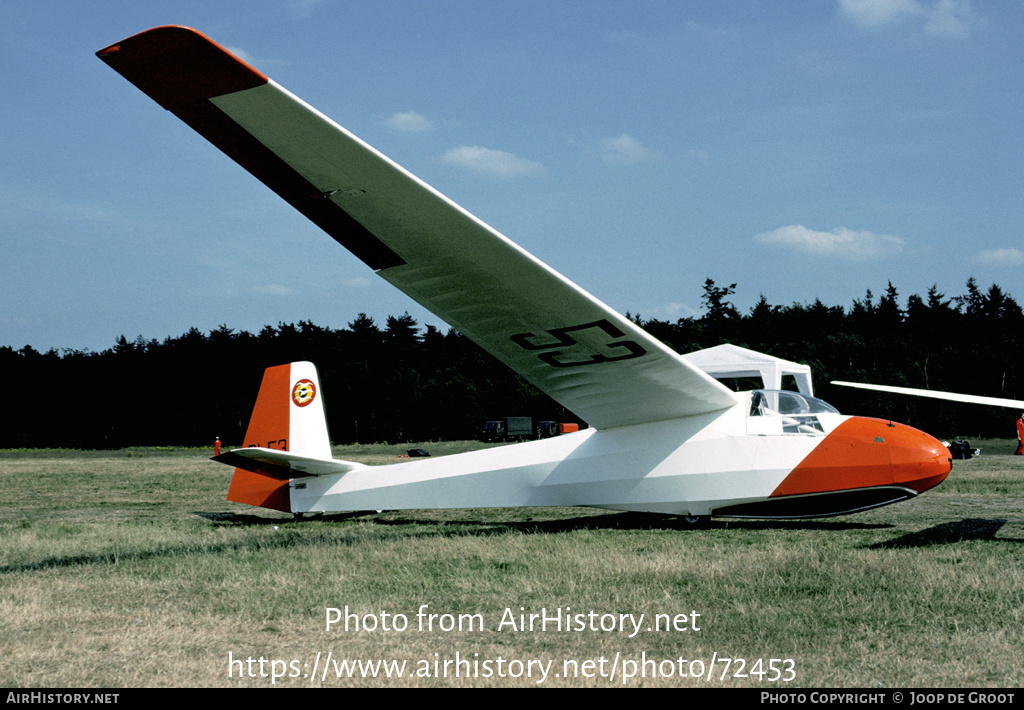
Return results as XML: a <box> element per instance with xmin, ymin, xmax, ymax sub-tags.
<box><xmin>291</xmin><ymin>379</ymin><xmax>317</xmax><ymax>407</ymax></box>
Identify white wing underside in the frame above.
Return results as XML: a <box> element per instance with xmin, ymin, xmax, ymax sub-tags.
<box><xmin>99</xmin><ymin>27</ymin><xmax>738</xmax><ymax>430</ymax></box>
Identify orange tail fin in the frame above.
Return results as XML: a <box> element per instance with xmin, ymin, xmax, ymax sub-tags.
<box><xmin>221</xmin><ymin>362</ymin><xmax>331</xmax><ymax>512</ymax></box>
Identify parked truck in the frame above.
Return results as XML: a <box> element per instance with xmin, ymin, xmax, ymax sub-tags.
<box><xmin>536</xmin><ymin>421</ymin><xmax>580</xmax><ymax>438</ymax></box>
<box><xmin>482</xmin><ymin>417</ymin><xmax>533</xmax><ymax>442</ymax></box>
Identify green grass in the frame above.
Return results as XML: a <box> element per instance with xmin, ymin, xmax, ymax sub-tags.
<box><xmin>1</xmin><ymin>442</ymin><xmax>1022</xmax><ymax>687</ymax></box>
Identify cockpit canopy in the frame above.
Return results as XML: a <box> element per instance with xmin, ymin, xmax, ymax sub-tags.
<box><xmin>748</xmin><ymin>390</ymin><xmax>840</xmax><ymax>435</ymax></box>
<box><xmin>750</xmin><ymin>389</ymin><xmax>839</xmax><ymax>417</ymax></box>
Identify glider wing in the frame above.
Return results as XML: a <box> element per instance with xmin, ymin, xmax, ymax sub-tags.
<box><xmin>98</xmin><ymin>26</ymin><xmax>738</xmax><ymax>430</ymax></box>
<box><xmin>832</xmin><ymin>381</ymin><xmax>1024</xmax><ymax>410</ymax></box>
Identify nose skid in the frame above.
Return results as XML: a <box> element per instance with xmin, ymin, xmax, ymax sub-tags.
<box><xmin>772</xmin><ymin>416</ymin><xmax>952</xmax><ymax>499</ymax></box>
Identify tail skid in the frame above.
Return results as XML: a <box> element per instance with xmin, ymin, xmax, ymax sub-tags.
<box><xmin>215</xmin><ymin>362</ymin><xmax>359</xmax><ymax>512</ymax></box>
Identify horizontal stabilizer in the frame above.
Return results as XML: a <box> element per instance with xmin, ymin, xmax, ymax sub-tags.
<box><xmin>832</xmin><ymin>381</ymin><xmax>1024</xmax><ymax>410</ymax></box>
<box><xmin>213</xmin><ymin>447</ymin><xmax>366</xmax><ymax>480</ymax></box>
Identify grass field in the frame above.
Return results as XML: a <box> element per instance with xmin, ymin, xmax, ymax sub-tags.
<box><xmin>1</xmin><ymin>440</ymin><xmax>1022</xmax><ymax>688</ymax></box>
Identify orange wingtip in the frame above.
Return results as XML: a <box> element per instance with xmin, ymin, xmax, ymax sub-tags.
<box><xmin>96</xmin><ymin>26</ymin><xmax>268</xmax><ymax>108</ymax></box>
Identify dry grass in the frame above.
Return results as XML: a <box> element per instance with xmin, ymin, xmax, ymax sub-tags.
<box><xmin>1</xmin><ymin>443</ymin><xmax>1022</xmax><ymax>687</ymax></box>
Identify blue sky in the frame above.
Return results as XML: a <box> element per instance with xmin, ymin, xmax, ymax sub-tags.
<box><xmin>3</xmin><ymin>0</ymin><xmax>1022</xmax><ymax>353</ymax></box>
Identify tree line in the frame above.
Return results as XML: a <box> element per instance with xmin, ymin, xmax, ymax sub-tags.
<box><xmin>2</xmin><ymin>277</ymin><xmax>1020</xmax><ymax>448</ymax></box>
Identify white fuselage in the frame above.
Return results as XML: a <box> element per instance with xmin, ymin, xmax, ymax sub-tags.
<box><xmin>289</xmin><ymin>400</ymin><xmax>835</xmax><ymax>516</ymax></box>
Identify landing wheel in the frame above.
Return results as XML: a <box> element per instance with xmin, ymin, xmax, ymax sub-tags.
<box><xmin>680</xmin><ymin>515</ymin><xmax>708</xmax><ymax>528</ymax></box>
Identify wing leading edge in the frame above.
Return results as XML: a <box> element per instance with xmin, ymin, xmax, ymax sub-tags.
<box><xmin>98</xmin><ymin>26</ymin><xmax>738</xmax><ymax>430</ymax></box>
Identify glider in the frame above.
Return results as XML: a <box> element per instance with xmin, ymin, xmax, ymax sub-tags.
<box><xmin>98</xmin><ymin>27</ymin><xmax>952</xmax><ymax>521</ymax></box>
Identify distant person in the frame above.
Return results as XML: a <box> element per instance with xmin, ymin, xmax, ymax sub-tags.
<box><xmin>215</xmin><ymin>437</ymin><xmax>222</xmax><ymax>457</ymax></box>
<box><xmin>1016</xmin><ymin>416</ymin><xmax>1024</xmax><ymax>456</ymax></box>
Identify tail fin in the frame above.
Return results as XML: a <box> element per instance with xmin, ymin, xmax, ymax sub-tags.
<box><xmin>240</xmin><ymin>361</ymin><xmax>332</xmax><ymax>458</ymax></box>
<box><xmin>220</xmin><ymin>361</ymin><xmax>332</xmax><ymax>512</ymax></box>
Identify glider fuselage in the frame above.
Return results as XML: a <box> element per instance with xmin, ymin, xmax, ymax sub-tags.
<box><xmin>287</xmin><ymin>396</ymin><xmax>950</xmax><ymax>519</ymax></box>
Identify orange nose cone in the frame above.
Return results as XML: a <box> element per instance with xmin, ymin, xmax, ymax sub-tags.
<box><xmin>773</xmin><ymin>417</ymin><xmax>952</xmax><ymax>498</ymax></box>
<box><xmin>888</xmin><ymin>423</ymin><xmax>952</xmax><ymax>493</ymax></box>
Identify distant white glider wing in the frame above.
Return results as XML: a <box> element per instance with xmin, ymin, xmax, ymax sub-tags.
<box><xmin>98</xmin><ymin>26</ymin><xmax>737</xmax><ymax>429</ymax></box>
<box><xmin>832</xmin><ymin>381</ymin><xmax>1024</xmax><ymax>410</ymax></box>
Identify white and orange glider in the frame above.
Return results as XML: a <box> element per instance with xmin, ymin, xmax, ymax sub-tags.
<box><xmin>98</xmin><ymin>27</ymin><xmax>952</xmax><ymax>520</ymax></box>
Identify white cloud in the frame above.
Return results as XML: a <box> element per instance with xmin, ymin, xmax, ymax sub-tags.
<box><xmin>222</xmin><ymin>46</ymin><xmax>285</xmax><ymax>72</ymax></box>
<box><xmin>442</xmin><ymin>145</ymin><xmax>544</xmax><ymax>178</ymax></box>
<box><xmin>648</xmin><ymin>301</ymin><xmax>700</xmax><ymax>320</ymax></box>
<box><xmin>972</xmin><ymin>248</ymin><xmax>1024</xmax><ymax>268</ymax></box>
<box><xmin>754</xmin><ymin>225</ymin><xmax>906</xmax><ymax>260</ymax></box>
<box><xmin>224</xmin><ymin>46</ymin><xmax>258</xmax><ymax>65</ymax></box>
<box><xmin>684</xmin><ymin>148</ymin><xmax>710</xmax><ymax>163</ymax></box>
<box><xmin>597</xmin><ymin>134</ymin><xmax>662</xmax><ymax>167</ymax></box>
<box><xmin>839</xmin><ymin>0</ymin><xmax>921</xmax><ymax>27</ymax></box>
<box><xmin>286</xmin><ymin>0</ymin><xmax>325</xmax><ymax>20</ymax></box>
<box><xmin>922</xmin><ymin>0</ymin><xmax>975</xmax><ymax>38</ymax></box>
<box><xmin>838</xmin><ymin>0</ymin><xmax>975</xmax><ymax>37</ymax></box>
<box><xmin>249</xmin><ymin>284</ymin><xmax>296</xmax><ymax>296</ymax></box>
<box><xmin>385</xmin><ymin>111</ymin><xmax>433</xmax><ymax>133</ymax></box>
<box><xmin>341</xmin><ymin>277</ymin><xmax>374</xmax><ymax>289</ymax></box>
